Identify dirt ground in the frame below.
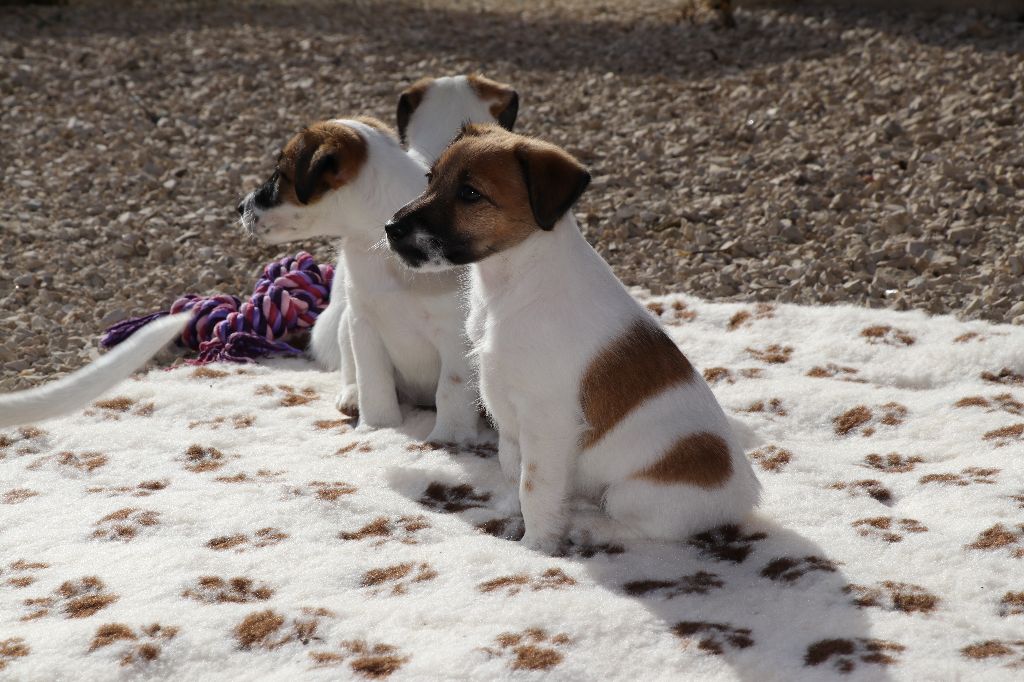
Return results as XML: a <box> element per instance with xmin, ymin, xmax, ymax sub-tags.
<box><xmin>1</xmin><ymin>0</ymin><xmax>1022</xmax><ymax>389</ymax></box>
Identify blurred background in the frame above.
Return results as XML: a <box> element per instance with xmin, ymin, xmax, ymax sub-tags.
<box><xmin>1</xmin><ymin>0</ymin><xmax>1022</xmax><ymax>390</ymax></box>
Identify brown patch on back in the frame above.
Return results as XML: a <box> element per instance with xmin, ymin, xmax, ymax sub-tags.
<box><xmin>633</xmin><ymin>432</ymin><xmax>732</xmax><ymax>488</ymax></box>
<box><xmin>277</xmin><ymin>122</ymin><xmax>368</xmax><ymax>206</ymax></box>
<box><xmin>580</xmin><ymin>319</ymin><xmax>695</xmax><ymax>448</ymax></box>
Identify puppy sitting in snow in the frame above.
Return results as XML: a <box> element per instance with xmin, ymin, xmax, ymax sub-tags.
<box><xmin>385</xmin><ymin>125</ymin><xmax>760</xmax><ymax>552</ymax></box>
<box><xmin>237</xmin><ymin>80</ymin><xmax>515</xmax><ymax>444</ymax></box>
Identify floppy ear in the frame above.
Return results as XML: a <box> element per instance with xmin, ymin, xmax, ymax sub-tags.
<box><xmin>496</xmin><ymin>90</ymin><xmax>519</xmax><ymax>131</ymax></box>
<box><xmin>396</xmin><ymin>80</ymin><xmax>430</xmax><ymax>146</ymax></box>
<box><xmin>291</xmin><ymin>128</ymin><xmax>367</xmax><ymax>205</ymax></box>
<box><xmin>293</xmin><ymin>145</ymin><xmax>338</xmax><ymax>205</ymax></box>
<box><xmin>467</xmin><ymin>75</ymin><xmax>519</xmax><ymax>131</ymax></box>
<box><xmin>514</xmin><ymin>142</ymin><xmax>591</xmax><ymax>230</ymax></box>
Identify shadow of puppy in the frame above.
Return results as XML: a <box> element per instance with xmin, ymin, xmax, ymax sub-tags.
<box><xmin>385</xmin><ymin>424</ymin><xmax>899</xmax><ymax>680</ymax></box>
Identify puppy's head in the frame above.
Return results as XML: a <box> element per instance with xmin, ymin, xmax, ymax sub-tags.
<box><xmin>397</xmin><ymin>74</ymin><xmax>518</xmax><ymax>156</ymax></box>
<box><xmin>385</xmin><ymin>125</ymin><xmax>590</xmax><ymax>270</ymax></box>
<box><xmin>237</xmin><ymin>117</ymin><xmax>393</xmax><ymax>244</ymax></box>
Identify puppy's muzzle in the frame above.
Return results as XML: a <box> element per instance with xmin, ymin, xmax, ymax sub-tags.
<box><xmin>384</xmin><ymin>213</ymin><xmax>428</xmax><ymax>267</ymax></box>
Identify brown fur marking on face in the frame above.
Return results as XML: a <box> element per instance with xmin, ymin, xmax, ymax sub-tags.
<box><xmin>579</xmin><ymin>318</ymin><xmax>695</xmax><ymax>449</ymax></box>
<box><xmin>277</xmin><ymin>121</ymin><xmax>368</xmax><ymax>206</ymax></box>
<box><xmin>398</xmin><ymin>125</ymin><xmax>588</xmax><ymax>263</ymax></box>
<box><xmin>633</xmin><ymin>432</ymin><xmax>733</xmax><ymax>488</ymax></box>
<box><xmin>466</xmin><ymin>74</ymin><xmax>518</xmax><ymax>127</ymax></box>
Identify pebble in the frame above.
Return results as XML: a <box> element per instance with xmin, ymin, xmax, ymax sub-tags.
<box><xmin>2</xmin><ymin>1</ymin><xmax>1022</xmax><ymax>391</ymax></box>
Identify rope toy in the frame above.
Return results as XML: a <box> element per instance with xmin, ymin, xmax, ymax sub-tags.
<box><xmin>101</xmin><ymin>251</ymin><xmax>334</xmax><ymax>364</ymax></box>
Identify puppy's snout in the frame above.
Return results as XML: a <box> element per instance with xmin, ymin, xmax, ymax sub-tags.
<box><xmin>385</xmin><ymin>216</ymin><xmax>415</xmax><ymax>241</ymax></box>
<box><xmin>236</xmin><ymin>199</ymin><xmax>246</xmax><ymax>216</ymax></box>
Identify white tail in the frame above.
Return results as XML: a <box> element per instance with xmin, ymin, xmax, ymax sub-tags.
<box><xmin>0</xmin><ymin>313</ymin><xmax>189</xmax><ymax>428</ymax></box>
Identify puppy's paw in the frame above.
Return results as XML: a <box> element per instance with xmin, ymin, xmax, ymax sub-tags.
<box><xmin>334</xmin><ymin>385</ymin><xmax>359</xmax><ymax>418</ymax></box>
<box><xmin>426</xmin><ymin>420</ymin><xmax>479</xmax><ymax>448</ymax></box>
<box><xmin>520</xmin><ymin>532</ymin><xmax>564</xmax><ymax>556</ymax></box>
<box><xmin>357</xmin><ymin>399</ymin><xmax>403</xmax><ymax>429</ymax></box>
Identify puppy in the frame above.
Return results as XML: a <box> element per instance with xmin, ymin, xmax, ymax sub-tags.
<box><xmin>386</xmin><ymin>125</ymin><xmax>760</xmax><ymax>552</ymax></box>
<box><xmin>307</xmin><ymin>74</ymin><xmax>518</xmax><ymax>381</ymax></box>
<box><xmin>0</xmin><ymin>313</ymin><xmax>187</xmax><ymax>428</ymax></box>
<box><xmin>237</xmin><ymin>118</ymin><xmax>480</xmax><ymax>443</ymax></box>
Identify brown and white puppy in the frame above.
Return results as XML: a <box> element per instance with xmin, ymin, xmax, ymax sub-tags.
<box><xmin>237</xmin><ymin>118</ymin><xmax>480</xmax><ymax>444</ymax></box>
<box><xmin>397</xmin><ymin>74</ymin><xmax>518</xmax><ymax>166</ymax></box>
<box><xmin>385</xmin><ymin>125</ymin><xmax>760</xmax><ymax>552</ymax></box>
<box><xmin>304</xmin><ymin>75</ymin><xmax>517</xmax><ymax>391</ymax></box>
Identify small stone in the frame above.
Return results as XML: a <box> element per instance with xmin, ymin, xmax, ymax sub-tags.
<box><xmin>829</xmin><ymin>193</ymin><xmax>853</xmax><ymax>211</ymax></box>
<box><xmin>948</xmin><ymin>226</ymin><xmax>976</xmax><ymax>244</ymax></box>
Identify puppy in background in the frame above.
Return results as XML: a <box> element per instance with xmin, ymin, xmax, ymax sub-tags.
<box><xmin>386</xmin><ymin>125</ymin><xmax>760</xmax><ymax>552</ymax></box>
<box><xmin>237</xmin><ymin>117</ymin><xmax>487</xmax><ymax>443</ymax></box>
<box><xmin>305</xmin><ymin>75</ymin><xmax>518</xmax><ymax>404</ymax></box>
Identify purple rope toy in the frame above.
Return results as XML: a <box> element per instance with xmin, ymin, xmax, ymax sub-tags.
<box><xmin>101</xmin><ymin>251</ymin><xmax>334</xmax><ymax>364</ymax></box>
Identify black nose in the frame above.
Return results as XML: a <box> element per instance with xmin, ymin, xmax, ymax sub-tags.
<box><xmin>236</xmin><ymin>199</ymin><xmax>246</xmax><ymax>216</ymax></box>
<box><xmin>385</xmin><ymin>217</ymin><xmax>413</xmax><ymax>241</ymax></box>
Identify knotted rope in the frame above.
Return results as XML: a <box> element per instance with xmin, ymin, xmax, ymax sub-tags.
<box><xmin>101</xmin><ymin>251</ymin><xmax>334</xmax><ymax>364</ymax></box>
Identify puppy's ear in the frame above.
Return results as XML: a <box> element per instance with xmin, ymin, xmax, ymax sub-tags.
<box><xmin>514</xmin><ymin>142</ymin><xmax>591</xmax><ymax>231</ymax></box>
<box><xmin>467</xmin><ymin>75</ymin><xmax>519</xmax><ymax>131</ymax></box>
<box><xmin>291</xmin><ymin>128</ymin><xmax>367</xmax><ymax>205</ymax></box>
<box><xmin>496</xmin><ymin>90</ymin><xmax>519</xmax><ymax>131</ymax></box>
<box><xmin>294</xmin><ymin>147</ymin><xmax>336</xmax><ymax>205</ymax></box>
<box><xmin>397</xmin><ymin>78</ymin><xmax>431</xmax><ymax>146</ymax></box>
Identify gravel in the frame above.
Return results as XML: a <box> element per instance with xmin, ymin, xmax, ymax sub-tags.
<box><xmin>2</xmin><ymin>0</ymin><xmax>1023</xmax><ymax>391</ymax></box>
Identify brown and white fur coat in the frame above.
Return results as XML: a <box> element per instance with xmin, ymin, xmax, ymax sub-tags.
<box><xmin>237</xmin><ymin>76</ymin><xmax>517</xmax><ymax>443</ymax></box>
<box><xmin>385</xmin><ymin>125</ymin><xmax>760</xmax><ymax>552</ymax></box>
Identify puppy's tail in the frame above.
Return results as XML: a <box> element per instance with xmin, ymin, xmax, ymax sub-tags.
<box><xmin>0</xmin><ymin>313</ymin><xmax>188</xmax><ymax>429</ymax></box>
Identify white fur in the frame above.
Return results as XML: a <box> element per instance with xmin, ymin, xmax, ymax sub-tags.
<box><xmin>466</xmin><ymin>215</ymin><xmax>761</xmax><ymax>552</ymax></box>
<box><xmin>239</xmin><ymin>121</ymin><xmax>479</xmax><ymax>443</ymax></box>
<box><xmin>404</xmin><ymin>75</ymin><xmax>506</xmax><ymax>165</ymax></box>
<box><xmin>309</xmin><ymin>75</ymin><xmax>512</xmax><ymax>376</ymax></box>
<box><xmin>0</xmin><ymin>312</ymin><xmax>188</xmax><ymax>428</ymax></box>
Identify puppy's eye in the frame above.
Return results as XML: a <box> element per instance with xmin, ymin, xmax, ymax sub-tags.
<box><xmin>457</xmin><ymin>184</ymin><xmax>482</xmax><ymax>203</ymax></box>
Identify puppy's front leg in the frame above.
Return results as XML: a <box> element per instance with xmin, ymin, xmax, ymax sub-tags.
<box><xmin>349</xmin><ymin>315</ymin><xmax>402</xmax><ymax>428</ymax></box>
<box><xmin>518</xmin><ymin>428</ymin><xmax>577</xmax><ymax>554</ymax></box>
<box><xmin>426</xmin><ymin>339</ymin><xmax>479</xmax><ymax>445</ymax></box>
<box><xmin>333</xmin><ymin>308</ymin><xmax>359</xmax><ymax>416</ymax></box>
